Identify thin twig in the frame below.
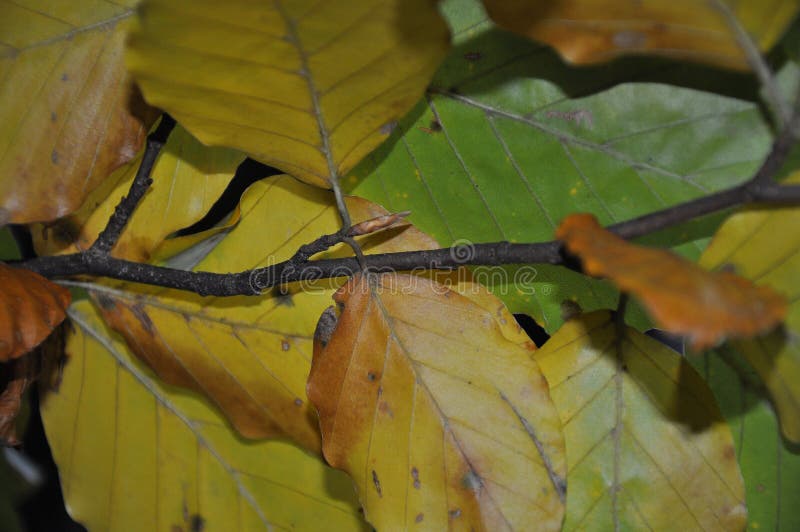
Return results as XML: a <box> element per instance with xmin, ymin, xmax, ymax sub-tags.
<box><xmin>89</xmin><ymin>116</ymin><xmax>175</xmax><ymax>256</ymax></box>
<box><xmin>712</xmin><ymin>0</ymin><xmax>792</xmax><ymax>127</ymax></box>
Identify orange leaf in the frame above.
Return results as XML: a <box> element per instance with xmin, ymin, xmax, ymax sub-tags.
<box><xmin>0</xmin><ymin>354</ymin><xmax>34</xmax><ymax>446</ymax></box>
<box><xmin>483</xmin><ymin>0</ymin><xmax>799</xmax><ymax>70</ymax></box>
<box><xmin>556</xmin><ymin>213</ymin><xmax>787</xmax><ymax>350</ymax></box>
<box><xmin>0</xmin><ymin>264</ymin><xmax>71</xmax><ymax>361</ymax></box>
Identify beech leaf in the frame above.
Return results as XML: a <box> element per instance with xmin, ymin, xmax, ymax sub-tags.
<box><xmin>307</xmin><ymin>273</ymin><xmax>566</xmax><ymax>531</ymax></box>
<box><xmin>41</xmin><ymin>301</ymin><xmax>367</xmax><ymax>531</ymax></box>
<box><xmin>31</xmin><ymin>124</ymin><xmax>244</xmax><ymax>262</ymax></box>
<box><xmin>126</xmin><ymin>0</ymin><xmax>450</xmax><ymax>188</ymax></box>
<box><xmin>534</xmin><ymin>311</ymin><xmax>746</xmax><ymax>530</ymax></box>
<box><xmin>482</xmin><ymin>0</ymin><xmax>800</xmax><ymax>70</ymax></box>
<box><xmin>0</xmin><ymin>0</ymin><xmax>158</xmax><ymax>224</ymax></box>
<box><xmin>556</xmin><ymin>213</ymin><xmax>787</xmax><ymax>350</ymax></box>
<box><xmin>699</xmin><ymin>172</ymin><xmax>800</xmax><ymax>443</ymax></box>
<box><xmin>0</xmin><ymin>263</ymin><xmax>70</xmax><ymax>362</ymax></box>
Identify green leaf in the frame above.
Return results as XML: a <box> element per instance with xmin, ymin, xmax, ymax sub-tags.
<box><xmin>346</xmin><ymin>2</ymin><xmax>774</xmax><ymax>331</ymax></box>
<box><xmin>691</xmin><ymin>350</ymin><xmax>800</xmax><ymax>531</ymax></box>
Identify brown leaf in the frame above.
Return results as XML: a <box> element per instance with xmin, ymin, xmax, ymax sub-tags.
<box><xmin>0</xmin><ymin>264</ymin><xmax>71</xmax><ymax>361</ymax></box>
<box><xmin>0</xmin><ymin>354</ymin><xmax>34</xmax><ymax>446</ymax></box>
<box><xmin>556</xmin><ymin>213</ymin><xmax>787</xmax><ymax>350</ymax></box>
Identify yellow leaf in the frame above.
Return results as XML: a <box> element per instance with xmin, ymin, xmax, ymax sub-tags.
<box><xmin>700</xmin><ymin>172</ymin><xmax>800</xmax><ymax>443</ymax></box>
<box><xmin>82</xmin><ymin>175</ymin><xmax>448</xmax><ymax>453</ymax></box>
<box><xmin>307</xmin><ymin>273</ymin><xmax>566</xmax><ymax>531</ymax></box>
<box><xmin>556</xmin><ymin>213</ymin><xmax>787</xmax><ymax>350</ymax></box>
<box><xmin>0</xmin><ymin>0</ymin><xmax>158</xmax><ymax>224</ymax></box>
<box><xmin>41</xmin><ymin>301</ymin><xmax>367</xmax><ymax>531</ymax></box>
<box><xmin>31</xmin><ymin>124</ymin><xmax>244</xmax><ymax>262</ymax></box>
<box><xmin>533</xmin><ymin>311</ymin><xmax>746</xmax><ymax>530</ymax></box>
<box><xmin>483</xmin><ymin>0</ymin><xmax>799</xmax><ymax>70</ymax></box>
<box><xmin>126</xmin><ymin>0</ymin><xmax>450</xmax><ymax>187</ymax></box>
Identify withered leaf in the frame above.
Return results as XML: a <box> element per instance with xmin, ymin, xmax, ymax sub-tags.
<box><xmin>556</xmin><ymin>213</ymin><xmax>787</xmax><ymax>350</ymax></box>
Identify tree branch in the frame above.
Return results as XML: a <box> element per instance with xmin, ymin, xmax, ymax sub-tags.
<box><xmin>9</xmin><ymin>109</ymin><xmax>800</xmax><ymax>298</ymax></box>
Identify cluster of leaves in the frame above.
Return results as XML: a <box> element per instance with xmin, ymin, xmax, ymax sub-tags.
<box><xmin>2</xmin><ymin>0</ymin><xmax>800</xmax><ymax>530</ymax></box>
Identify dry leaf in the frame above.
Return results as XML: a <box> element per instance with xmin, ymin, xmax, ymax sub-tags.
<box><xmin>556</xmin><ymin>213</ymin><xmax>787</xmax><ymax>350</ymax></box>
<box><xmin>483</xmin><ymin>0</ymin><xmax>800</xmax><ymax>70</ymax></box>
<box><xmin>0</xmin><ymin>354</ymin><xmax>34</xmax><ymax>446</ymax></box>
<box><xmin>0</xmin><ymin>0</ymin><xmax>158</xmax><ymax>223</ymax></box>
<box><xmin>0</xmin><ymin>264</ymin><xmax>71</xmax><ymax>362</ymax></box>
<box><xmin>534</xmin><ymin>311</ymin><xmax>746</xmax><ymax>530</ymax></box>
<box><xmin>307</xmin><ymin>273</ymin><xmax>565</xmax><ymax>531</ymax></box>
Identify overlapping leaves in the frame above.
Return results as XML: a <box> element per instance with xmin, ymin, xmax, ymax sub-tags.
<box><xmin>42</xmin><ymin>302</ymin><xmax>366</xmax><ymax>531</ymax></box>
<box><xmin>700</xmin><ymin>173</ymin><xmax>800</xmax><ymax>443</ymax></box>
<box><xmin>347</xmin><ymin>3</ymin><xmax>776</xmax><ymax>330</ymax></box>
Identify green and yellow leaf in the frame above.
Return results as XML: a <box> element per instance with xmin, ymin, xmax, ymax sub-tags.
<box><xmin>31</xmin><ymin>124</ymin><xmax>244</xmax><ymax>262</ymax></box>
<box><xmin>41</xmin><ymin>301</ymin><xmax>366</xmax><ymax>531</ymax></box>
<box><xmin>483</xmin><ymin>0</ymin><xmax>800</xmax><ymax>70</ymax></box>
<box><xmin>0</xmin><ymin>0</ymin><xmax>158</xmax><ymax>224</ymax></box>
<box><xmin>533</xmin><ymin>311</ymin><xmax>746</xmax><ymax>530</ymax></box>
<box><xmin>700</xmin><ymin>173</ymin><xmax>800</xmax><ymax>443</ymax></box>
<box><xmin>126</xmin><ymin>0</ymin><xmax>450</xmax><ymax>188</ymax></box>
<box><xmin>307</xmin><ymin>273</ymin><xmax>566</xmax><ymax>531</ymax></box>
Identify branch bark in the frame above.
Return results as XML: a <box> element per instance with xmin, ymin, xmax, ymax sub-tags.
<box><xmin>9</xmin><ymin>113</ymin><xmax>800</xmax><ymax>297</ymax></box>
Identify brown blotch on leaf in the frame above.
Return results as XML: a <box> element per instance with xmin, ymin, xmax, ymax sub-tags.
<box><xmin>449</xmin><ymin>508</ymin><xmax>462</xmax><ymax>519</ymax></box>
<box><xmin>418</xmin><ymin>119</ymin><xmax>442</xmax><ymax>135</ymax></box>
<box><xmin>280</xmin><ymin>339</ymin><xmax>290</xmax><ymax>351</ymax></box>
<box><xmin>415</xmin><ymin>513</ymin><xmax>424</xmax><ymax>523</ymax></box>
<box><xmin>367</xmin><ymin>371</ymin><xmax>377</xmax><ymax>381</ymax></box>
<box><xmin>294</xmin><ymin>398</ymin><xmax>303</xmax><ymax>407</ymax></box>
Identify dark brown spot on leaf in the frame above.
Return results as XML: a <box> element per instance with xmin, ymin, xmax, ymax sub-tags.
<box><xmin>281</xmin><ymin>339</ymin><xmax>290</xmax><ymax>351</ymax></box>
<box><xmin>367</xmin><ymin>371</ymin><xmax>376</xmax><ymax>381</ymax></box>
<box><xmin>61</xmin><ymin>73</ymin><xmax>68</xmax><ymax>81</ymax></box>
<box><xmin>51</xmin><ymin>150</ymin><xmax>59</xmax><ymax>164</ymax></box>
<box><xmin>130</xmin><ymin>303</ymin><xmax>155</xmax><ymax>335</ymax></box>
<box><xmin>372</xmin><ymin>470</ymin><xmax>382</xmax><ymax>497</ymax></box>
<box><xmin>449</xmin><ymin>508</ymin><xmax>461</xmax><ymax>519</ymax></box>
<box><xmin>294</xmin><ymin>398</ymin><xmax>303</xmax><ymax>407</ymax></box>
<box><xmin>415</xmin><ymin>513</ymin><xmax>424</xmax><ymax>523</ymax></box>
<box><xmin>190</xmin><ymin>514</ymin><xmax>205</xmax><ymax>532</ymax></box>
<box><xmin>50</xmin><ymin>112</ymin><xmax>57</xmax><ymax>122</ymax></box>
